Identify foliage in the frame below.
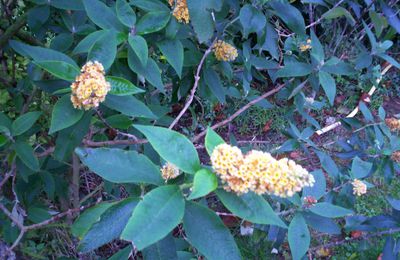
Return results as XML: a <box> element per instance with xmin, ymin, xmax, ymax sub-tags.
<box><xmin>0</xmin><ymin>0</ymin><xmax>399</xmax><ymax>259</ymax></box>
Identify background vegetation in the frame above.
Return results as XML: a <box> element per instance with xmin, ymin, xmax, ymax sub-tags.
<box><xmin>0</xmin><ymin>0</ymin><xmax>399</xmax><ymax>259</ymax></box>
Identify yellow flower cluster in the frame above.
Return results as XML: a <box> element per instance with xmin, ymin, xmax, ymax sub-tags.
<box><xmin>391</xmin><ymin>151</ymin><xmax>400</xmax><ymax>163</ymax></box>
<box><xmin>161</xmin><ymin>162</ymin><xmax>181</xmax><ymax>181</ymax></box>
<box><xmin>168</xmin><ymin>0</ymin><xmax>190</xmax><ymax>24</ymax></box>
<box><xmin>70</xmin><ymin>61</ymin><xmax>110</xmax><ymax>110</ymax></box>
<box><xmin>352</xmin><ymin>179</ymin><xmax>367</xmax><ymax>196</ymax></box>
<box><xmin>212</xmin><ymin>40</ymin><xmax>238</xmax><ymax>62</ymax></box>
<box><xmin>299</xmin><ymin>39</ymin><xmax>312</xmax><ymax>52</ymax></box>
<box><xmin>211</xmin><ymin>144</ymin><xmax>315</xmax><ymax>197</ymax></box>
<box><xmin>385</xmin><ymin>118</ymin><xmax>400</xmax><ymax>131</ymax></box>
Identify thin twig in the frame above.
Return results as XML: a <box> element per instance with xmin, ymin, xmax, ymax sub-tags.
<box><xmin>0</xmin><ymin>13</ymin><xmax>27</xmax><ymax>48</ymax></box>
<box><xmin>316</xmin><ymin>64</ymin><xmax>393</xmax><ymax>135</ymax></box>
<box><xmin>309</xmin><ymin>227</ymin><xmax>400</xmax><ymax>253</ymax></box>
<box><xmin>0</xmin><ymin>203</ymin><xmax>24</xmax><ymax>229</ymax></box>
<box><xmin>0</xmin><ymin>164</ymin><xmax>15</xmax><ymax>191</ymax></box>
<box><xmin>83</xmin><ymin>138</ymin><xmax>148</xmax><ymax>147</ymax></box>
<box><xmin>71</xmin><ymin>154</ymin><xmax>80</xmax><ymax>210</ymax></box>
<box><xmin>192</xmin><ymin>80</ymin><xmax>292</xmax><ymax>143</ymax></box>
<box><xmin>169</xmin><ymin>41</ymin><xmax>215</xmax><ymax>130</ymax></box>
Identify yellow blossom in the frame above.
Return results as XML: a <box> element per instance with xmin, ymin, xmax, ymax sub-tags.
<box><xmin>161</xmin><ymin>162</ymin><xmax>181</xmax><ymax>181</ymax></box>
<box><xmin>385</xmin><ymin>118</ymin><xmax>400</xmax><ymax>131</ymax></box>
<box><xmin>168</xmin><ymin>0</ymin><xmax>190</xmax><ymax>23</ymax></box>
<box><xmin>299</xmin><ymin>39</ymin><xmax>312</xmax><ymax>52</ymax></box>
<box><xmin>212</xmin><ymin>40</ymin><xmax>238</xmax><ymax>62</ymax></box>
<box><xmin>70</xmin><ymin>61</ymin><xmax>110</xmax><ymax>110</ymax></box>
<box><xmin>352</xmin><ymin>179</ymin><xmax>367</xmax><ymax>196</ymax></box>
<box><xmin>210</xmin><ymin>144</ymin><xmax>315</xmax><ymax>197</ymax></box>
<box><xmin>210</xmin><ymin>144</ymin><xmax>247</xmax><ymax>193</ymax></box>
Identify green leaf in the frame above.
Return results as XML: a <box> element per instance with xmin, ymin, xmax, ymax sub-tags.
<box><xmin>34</xmin><ymin>60</ymin><xmax>80</xmax><ymax>81</ymax></box>
<box><xmin>105</xmin><ymin>114</ymin><xmax>132</xmax><ymax>129</ymax></box>
<box><xmin>318</xmin><ymin>70</ymin><xmax>336</xmax><ymax>106</ymax></box>
<box><xmin>315</xmin><ymin>150</ymin><xmax>339</xmax><ymax>178</ymax></box>
<box><xmin>121</xmin><ymin>185</ymin><xmax>185</xmax><ymax>250</ymax></box>
<box><xmin>310</xmin><ymin>30</ymin><xmax>324</xmax><ymax>63</ymax></box>
<box><xmin>134</xmin><ymin>125</ymin><xmax>201</xmax><ymax>174</ymax></box>
<box><xmin>108</xmin><ymin>246</ymin><xmax>132</xmax><ymax>260</ymax></box>
<box><xmin>186</xmin><ymin>0</ymin><xmax>219</xmax><ymax>43</ymax></box>
<box><xmin>215</xmin><ymin>189</ymin><xmax>287</xmax><ymax>228</ymax></box>
<box><xmin>50</xmin><ymin>33</ymin><xmax>74</xmax><ymax>52</ymax></box>
<box><xmin>131</xmin><ymin>0</ymin><xmax>169</xmax><ymax>12</ymax></box>
<box><xmin>11</xmin><ymin>111</ymin><xmax>42</xmax><ymax>136</ymax></box>
<box><xmin>351</xmin><ymin>157</ymin><xmax>373</xmax><ymax>179</ymax></box>
<box><xmin>88</xmin><ymin>30</ymin><xmax>117</xmax><ymax>70</ymax></box>
<box><xmin>203</xmin><ymin>68</ymin><xmax>226</xmax><ymax>103</ymax></box>
<box><xmin>79</xmin><ymin>198</ymin><xmax>139</xmax><ymax>253</ymax></box>
<box><xmin>183</xmin><ymin>202</ymin><xmax>241</xmax><ymax>260</ymax></box>
<box><xmin>73</xmin><ymin>30</ymin><xmax>107</xmax><ymax>54</ymax></box>
<box><xmin>269</xmin><ymin>0</ymin><xmax>306</xmax><ymax>36</ymax></box>
<box><xmin>75</xmin><ymin>147</ymin><xmax>164</xmax><ymax>185</ymax></box>
<box><xmin>72</xmin><ymin>202</ymin><xmax>115</xmax><ymax>239</ymax></box>
<box><xmin>15</xmin><ymin>140</ymin><xmax>39</xmax><ymax>171</ymax></box>
<box><xmin>309</xmin><ymin>202</ymin><xmax>353</xmax><ymax>218</ymax></box>
<box><xmin>321</xmin><ymin>57</ymin><xmax>356</xmax><ymax>75</ymax></box>
<box><xmin>369</xmin><ymin>11</ymin><xmax>387</xmax><ymax>38</ymax></box>
<box><xmin>239</xmin><ymin>5</ymin><xmax>266</xmax><ymax>38</ymax></box>
<box><xmin>136</xmin><ymin>11</ymin><xmax>170</xmax><ymax>35</ymax></box>
<box><xmin>323</xmin><ymin>7</ymin><xmax>355</xmax><ymax>26</ymax></box>
<box><xmin>54</xmin><ymin>112</ymin><xmax>91</xmax><ymax>161</ymax></box>
<box><xmin>83</xmin><ymin>0</ymin><xmax>124</xmax><ymax>31</ymax></box>
<box><xmin>50</xmin><ymin>0</ymin><xmax>84</xmax><ymax>10</ymax></box>
<box><xmin>188</xmin><ymin>169</ymin><xmax>218</xmax><ymax>200</ymax></box>
<box><xmin>386</xmin><ymin>196</ymin><xmax>400</xmax><ymax>211</ymax></box>
<box><xmin>277</xmin><ymin>62</ymin><xmax>313</xmax><ymax>77</ymax></box>
<box><xmin>205</xmin><ymin>127</ymin><xmax>225</xmax><ymax>156</ymax></box>
<box><xmin>288</xmin><ymin>214</ymin><xmax>310</xmax><ymax>260</ymax></box>
<box><xmin>116</xmin><ymin>0</ymin><xmax>136</xmax><ymax>27</ymax></box>
<box><xmin>104</xmin><ymin>95</ymin><xmax>156</xmax><ymax>119</ymax></box>
<box><xmin>0</xmin><ymin>112</ymin><xmax>12</xmax><ymax>129</ymax></box>
<box><xmin>142</xmin><ymin>234</ymin><xmax>178</xmax><ymax>260</ymax></box>
<box><xmin>49</xmin><ymin>95</ymin><xmax>84</xmax><ymax>134</ymax></box>
<box><xmin>128</xmin><ymin>35</ymin><xmax>148</xmax><ymax>66</ymax></box>
<box><xmin>9</xmin><ymin>40</ymin><xmax>78</xmax><ymax>67</ymax></box>
<box><xmin>107</xmin><ymin>76</ymin><xmax>144</xmax><ymax>96</ymax></box>
<box><xmin>157</xmin><ymin>39</ymin><xmax>184</xmax><ymax>78</ymax></box>
<box><xmin>128</xmin><ymin>47</ymin><xmax>164</xmax><ymax>91</ymax></box>
<box><xmin>302</xmin><ymin>170</ymin><xmax>326</xmax><ymax>201</ymax></box>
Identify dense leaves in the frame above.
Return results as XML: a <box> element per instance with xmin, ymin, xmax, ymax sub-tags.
<box><xmin>121</xmin><ymin>185</ymin><xmax>185</xmax><ymax>250</ymax></box>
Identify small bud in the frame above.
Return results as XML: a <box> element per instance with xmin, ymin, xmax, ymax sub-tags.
<box><xmin>161</xmin><ymin>162</ymin><xmax>181</xmax><ymax>181</ymax></box>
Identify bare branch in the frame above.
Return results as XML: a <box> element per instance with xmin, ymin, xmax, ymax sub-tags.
<box><xmin>169</xmin><ymin>41</ymin><xmax>215</xmax><ymax>130</ymax></box>
<box><xmin>192</xmin><ymin>80</ymin><xmax>292</xmax><ymax>143</ymax></box>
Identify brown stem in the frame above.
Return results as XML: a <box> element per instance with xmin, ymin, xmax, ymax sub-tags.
<box><xmin>83</xmin><ymin>138</ymin><xmax>148</xmax><ymax>147</ymax></box>
<box><xmin>0</xmin><ymin>13</ymin><xmax>27</xmax><ymax>48</ymax></box>
<box><xmin>192</xmin><ymin>80</ymin><xmax>292</xmax><ymax>143</ymax></box>
<box><xmin>71</xmin><ymin>154</ymin><xmax>80</xmax><ymax>211</ymax></box>
<box><xmin>309</xmin><ymin>227</ymin><xmax>400</xmax><ymax>253</ymax></box>
<box><xmin>169</xmin><ymin>41</ymin><xmax>215</xmax><ymax>130</ymax></box>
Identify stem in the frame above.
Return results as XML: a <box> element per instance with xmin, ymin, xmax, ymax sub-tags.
<box><xmin>192</xmin><ymin>80</ymin><xmax>292</xmax><ymax>143</ymax></box>
<box><xmin>0</xmin><ymin>13</ymin><xmax>27</xmax><ymax>48</ymax></box>
<box><xmin>71</xmin><ymin>154</ymin><xmax>80</xmax><ymax>211</ymax></box>
<box><xmin>169</xmin><ymin>41</ymin><xmax>215</xmax><ymax>130</ymax></box>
